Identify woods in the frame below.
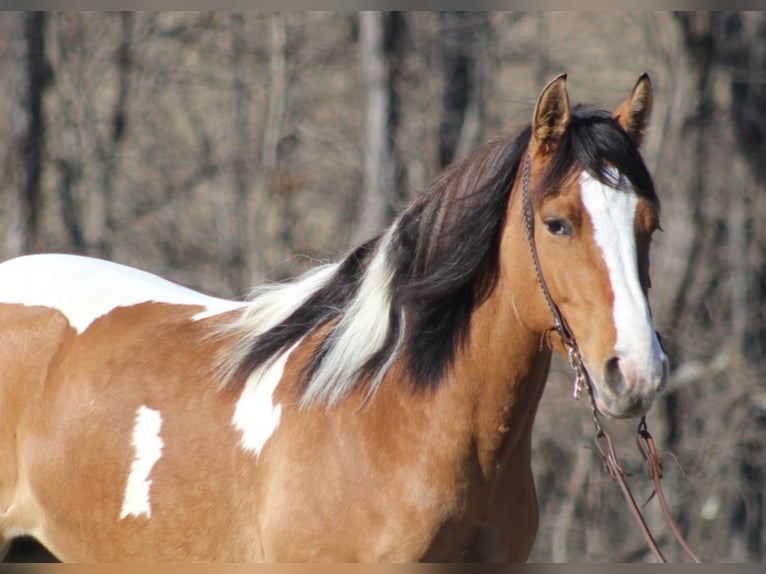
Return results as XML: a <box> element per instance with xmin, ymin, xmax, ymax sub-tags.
<box><xmin>1</xmin><ymin>12</ymin><xmax>765</xmax><ymax>562</ymax></box>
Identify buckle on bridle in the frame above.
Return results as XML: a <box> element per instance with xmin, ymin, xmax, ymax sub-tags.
<box><xmin>567</xmin><ymin>346</ymin><xmax>585</xmax><ymax>400</ymax></box>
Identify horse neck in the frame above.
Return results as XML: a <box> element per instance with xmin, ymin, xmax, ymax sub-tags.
<box><xmin>447</xmin><ymin>198</ymin><xmax>553</xmax><ymax>474</ymax></box>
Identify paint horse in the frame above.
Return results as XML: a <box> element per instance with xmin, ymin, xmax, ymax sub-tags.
<box><xmin>0</xmin><ymin>74</ymin><xmax>668</xmax><ymax>562</ymax></box>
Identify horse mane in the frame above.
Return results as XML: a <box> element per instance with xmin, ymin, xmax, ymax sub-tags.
<box><xmin>218</xmin><ymin>104</ymin><xmax>656</xmax><ymax>406</ymax></box>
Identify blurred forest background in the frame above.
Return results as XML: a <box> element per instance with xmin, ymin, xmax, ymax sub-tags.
<box><xmin>2</xmin><ymin>11</ymin><xmax>766</xmax><ymax>563</ymax></box>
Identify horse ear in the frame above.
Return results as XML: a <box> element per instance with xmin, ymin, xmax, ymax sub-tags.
<box><xmin>612</xmin><ymin>73</ymin><xmax>653</xmax><ymax>148</ymax></box>
<box><xmin>532</xmin><ymin>73</ymin><xmax>571</xmax><ymax>155</ymax></box>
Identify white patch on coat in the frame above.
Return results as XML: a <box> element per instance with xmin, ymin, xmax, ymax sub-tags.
<box><xmin>580</xmin><ymin>171</ymin><xmax>665</xmax><ymax>385</ymax></box>
<box><xmin>119</xmin><ymin>405</ymin><xmax>164</xmax><ymax>520</ymax></box>
<box><xmin>232</xmin><ymin>339</ymin><xmax>301</xmax><ymax>456</ymax></box>
<box><xmin>0</xmin><ymin>254</ymin><xmax>245</xmax><ymax>333</ymax></box>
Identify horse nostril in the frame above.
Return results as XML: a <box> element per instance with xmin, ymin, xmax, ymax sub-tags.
<box><xmin>603</xmin><ymin>356</ymin><xmax>626</xmax><ymax>394</ymax></box>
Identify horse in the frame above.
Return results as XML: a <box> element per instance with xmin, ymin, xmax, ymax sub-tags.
<box><xmin>0</xmin><ymin>74</ymin><xmax>667</xmax><ymax>562</ymax></box>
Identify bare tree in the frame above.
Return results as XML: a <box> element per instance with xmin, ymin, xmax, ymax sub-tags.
<box><xmin>246</xmin><ymin>12</ymin><xmax>289</xmax><ymax>285</ymax></box>
<box><xmin>14</xmin><ymin>12</ymin><xmax>53</xmax><ymax>254</ymax></box>
<box><xmin>2</xmin><ymin>11</ymin><xmax>766</xmax><ymax>563</ymax></box>
<box><xmin>222</xmin><ymin>11</ymin><xmax>249</xmax><ymax>293</ymax></box>
<box><xmin>353</xmin><ymin>12</ymin><xmax>405</xmax><ymax>245</ymax></box>
<box><xmin>438</xmin><ymin>12</ymin><xmax>509</xmax><ymax>167</ymax></box>
<box><xmin>98</xmin><ymin>12</ymin><xmax>134</xmax><ymax>258</ymax></box>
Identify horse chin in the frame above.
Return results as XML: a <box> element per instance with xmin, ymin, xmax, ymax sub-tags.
<box><xmin>593</xmin><ymin>390</ymin><xmax>655</xmax><ymax>420</ymax></box>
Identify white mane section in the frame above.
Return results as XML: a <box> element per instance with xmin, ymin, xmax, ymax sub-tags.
<box><xmin>300</xmin><ymin>227</ymin><xmax>404</xmax><ymax>406</ymax></box>
<box><xmin>0</xmin><ymin>254</ymin><xmax>245</xmax><ymax>333</ymax></box>
<box><xmin>220</xmin><ymin>225</ymin><xmax>405</xmax><ymax>407</ymax></box>
<box><xmin>216</xmin><ymin>262</ymin><xmax>339</xmax><ymax>383</ymax></box>
<box><xmin>226</xmin><ymin>263</ymin><xmax>338</xmax><ymax>338</ymax></box>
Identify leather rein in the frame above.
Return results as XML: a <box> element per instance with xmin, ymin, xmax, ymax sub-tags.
<box><xmin>520</xmin><ymin>154</ymin><xmax>701</xmax><ymax>563</ymax></box>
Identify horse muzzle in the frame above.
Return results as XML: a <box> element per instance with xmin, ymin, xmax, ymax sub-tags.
<box><xmin>592</xmin><ymin>349</ymin><xmax>669</xmax><ymax>419</ymax></box>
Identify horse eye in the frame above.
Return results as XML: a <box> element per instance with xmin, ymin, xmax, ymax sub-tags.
<box><xmin>544</xmin><ymin>218</ymin><xmax>572</xmax><ymax>237</ymax></box>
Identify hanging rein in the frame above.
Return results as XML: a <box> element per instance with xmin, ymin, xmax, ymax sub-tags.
<box><xmin>520</xmin><ymin>154</ymin><xmax>701</xmax><ymax>563</ymax></box>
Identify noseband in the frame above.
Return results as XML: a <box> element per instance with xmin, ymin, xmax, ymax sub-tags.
<box><xmin>519</xmin><ymin>153</ymin><xmax>701</xmax><ymax>563</ymax></box>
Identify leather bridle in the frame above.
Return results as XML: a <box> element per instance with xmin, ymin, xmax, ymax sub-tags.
<box><xmin>520</xmin><ymin>154</ymin><xmax>701</xmax><ymax>563</ymax></box>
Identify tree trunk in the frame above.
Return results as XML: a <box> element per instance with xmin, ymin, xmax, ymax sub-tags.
<box><xmin>437</xmin><ymin>12</ymin><xmax>488</xmax><ymax>169</ymax></box>
<box><xmin>15</xmin><ymin>12</ymin><xmax>52</xmax><ymax>255</ymax></box>
<box><xmin>353</xmin><ymin>11</ymin><xmax>404</xmax><ymax>245</ymax></box>
<box><xmin>244</xmin><ymin>13</ymin><xmax>288</xmax><ymax>284</ymax></box>
<box><xmin>99</xmin><ymin>12</ymin><xmax>134</xmax><ymax>258</ymax></box>
<box><xmin>222</xmin><ymin>11</ymin><xmax>249</xmax><ymax>293</ymax></box>
<box><xmin>666</xmin><ymin>12</ymin><xmax>718</xmax><ymax>365</ymax></box>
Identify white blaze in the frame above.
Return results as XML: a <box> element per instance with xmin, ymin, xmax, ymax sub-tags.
<box><xmin>120</xmin><ymin>405</ymin><xmax>164</xmax><ymax>520</ymax></box>
<box><xmin>580</xmin><ymin>171</ymin><xmax>664</xmax><ymax>380</ymax></box>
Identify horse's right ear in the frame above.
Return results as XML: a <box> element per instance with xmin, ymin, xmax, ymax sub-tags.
<box><xmin>532</xmin><ymin>73</ymin><xmax>570</xmax><ymax>155</ymax></box>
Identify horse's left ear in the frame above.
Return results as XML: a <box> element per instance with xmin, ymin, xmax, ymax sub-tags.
<box><xmin>612</xmin><ymin>73</ymin><xmax>653</xmax><ymax>148</ymax></box>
